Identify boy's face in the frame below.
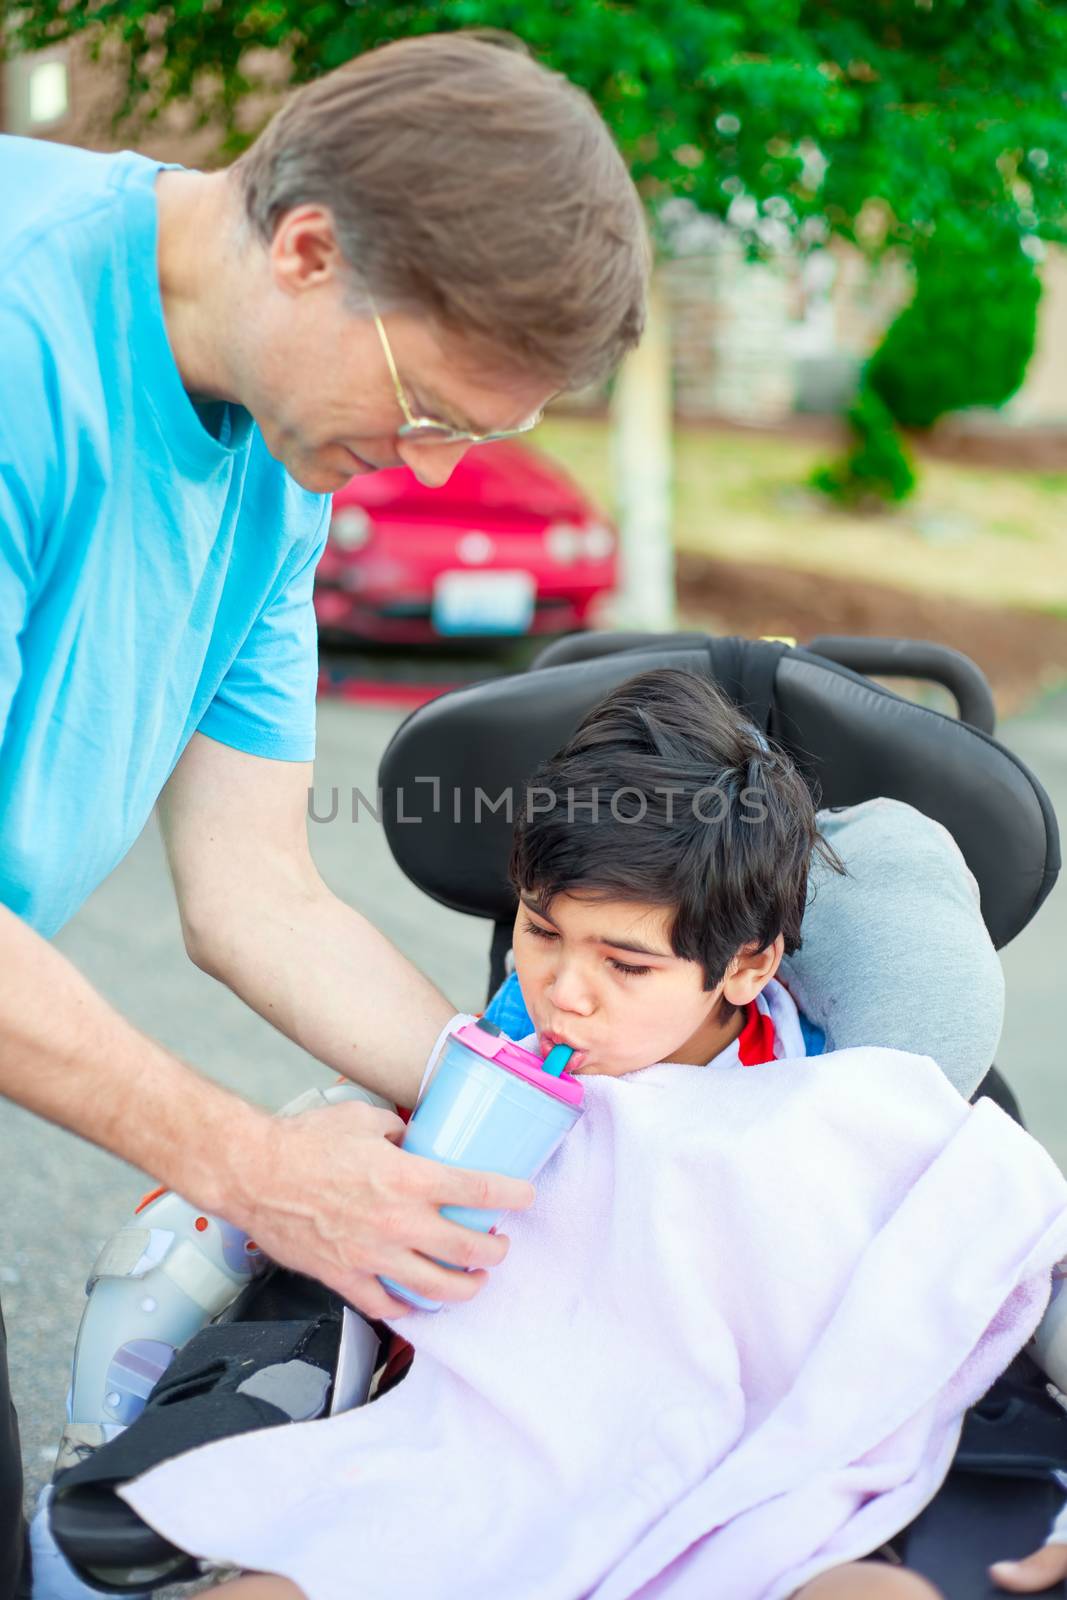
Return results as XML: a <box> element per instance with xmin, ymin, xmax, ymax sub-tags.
<box><xmin>512</xmin><ymin>890</ymin><xmax>782</xmax><ymax>1077</ymax></box>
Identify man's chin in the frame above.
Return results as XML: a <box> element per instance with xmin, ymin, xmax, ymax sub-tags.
<box><xmin>292</xmin><ymin>467</ymin><xmax>349</xmax><ymax>493</ymax></box>
<box><xmin>286</xmin><ymin>457</ymin><xmax>364</xmax><ymax>494</ymax></box>
<box><xmin>273</xmin><ymin>443</ymin><xmax>379</xmax><ymax>494</ymax></box>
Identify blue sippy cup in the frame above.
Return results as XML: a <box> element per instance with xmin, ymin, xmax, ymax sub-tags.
<box><xmin>381</xmin><ymin>1017</ymin><xmax>585</xmax><ymax>1311</ymax></box>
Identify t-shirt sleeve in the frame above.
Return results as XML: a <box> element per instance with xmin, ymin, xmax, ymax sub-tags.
<box><xmin>482</xmin><ymin>969</ymin><xmax>534</xmax><ymax>1039</ymax></box>
<box><xmin>198</xmin><ymin>506</ymin><xmax>330</xmax><ymax>762</ymax></box>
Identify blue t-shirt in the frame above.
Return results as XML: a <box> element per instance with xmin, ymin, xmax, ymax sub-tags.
<box><xmin>0</xmin><ymin>137</ymin><xmax>330</xmax><ymax>936</ymax></box>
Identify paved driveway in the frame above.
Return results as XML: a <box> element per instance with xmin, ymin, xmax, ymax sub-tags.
<box><xmin>4</xmin><ymin>687</ymin><xmax>1065</xmax><ymax>1580</ymax></box>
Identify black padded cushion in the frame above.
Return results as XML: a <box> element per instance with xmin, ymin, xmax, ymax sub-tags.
<box><xmin>378</xmin><ymin>636</ymin><xmax>1058</xmax><ymax>950</ymax></box>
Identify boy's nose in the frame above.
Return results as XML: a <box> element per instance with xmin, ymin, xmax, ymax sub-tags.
<box><xmin>547</xmin><ymin>963</ymin><xmax>595</xmax><ymax>1016</ymax></box>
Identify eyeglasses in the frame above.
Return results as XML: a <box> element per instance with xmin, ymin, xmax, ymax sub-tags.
<box><xmin>373</xmin><ymin>314</ymin><xmax>543</xmax><ymax>447</ymax></box>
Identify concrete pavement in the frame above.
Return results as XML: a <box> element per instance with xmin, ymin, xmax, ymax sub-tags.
<box><xmin>4</xmin><ymin>685</ymin><xmax>1066</xmax><ymax>1582</ymax></box>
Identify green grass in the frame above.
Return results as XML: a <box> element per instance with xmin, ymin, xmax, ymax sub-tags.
<box><xmin>533</xmin><ymin>415</ymin><xmax>1067</xmax><ymax>613</ymax></box>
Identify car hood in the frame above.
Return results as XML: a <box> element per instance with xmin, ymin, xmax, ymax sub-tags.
<box><xmin>331</xmin><ymin>441</ymin><xmax>594</xmax><ymax>522</ymax></box>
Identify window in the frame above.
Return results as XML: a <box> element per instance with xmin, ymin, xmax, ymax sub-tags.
<box><xmin>27</xmin><ymin>58</ymin><xmax>68</xmax><ymax>125</ymax></box>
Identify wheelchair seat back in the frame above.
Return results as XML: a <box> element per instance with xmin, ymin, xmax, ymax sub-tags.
<box><xmin>378</xmin><ymin>632</ymin><xmax>1059</xmax><ymax>953</ymax></box>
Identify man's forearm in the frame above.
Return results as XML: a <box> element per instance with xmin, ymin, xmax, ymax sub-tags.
<box><xmin>1</xmin><ymin>902</ymin><xmax>530</xmax><ymax>1319</ymax></box>
<box><xmin>189</xmin><ymin>879</ymin><xmax>456</xmax><ymax>1109</ymax></box>
<box><xmin>0</xmin><ymin>903</ymin><xmax>273</xmax><ymax>1221</ymax></box>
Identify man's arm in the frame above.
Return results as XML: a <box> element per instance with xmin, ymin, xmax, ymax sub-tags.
<box><xmin>159</xmin><ymin>731</ymin><xmax>452</xmax><ymax>1111</ymax></box>
<box><xmin>0</xmin><ymin>903</ymin><xmax>530</xmax><ymax>1321</ymax></box>
<box><xmin>0</xmin><ymin>899</ymin><xmax>274</xmax><ymax>1212</ymax></box>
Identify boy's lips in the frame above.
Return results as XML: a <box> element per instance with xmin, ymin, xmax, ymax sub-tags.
<box><xmin>538</xmin><ymin>1029</ymin><xmax>588</xmax><ymax>1071</ymax></box>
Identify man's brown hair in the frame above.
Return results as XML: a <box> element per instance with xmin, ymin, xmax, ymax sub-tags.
<box><xmin>233</xmin><ymin>32</ymin><xmax>648</xmax><ymax>389</ymax></box>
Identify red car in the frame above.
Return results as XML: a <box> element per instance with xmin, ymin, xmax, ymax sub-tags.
<box><xmin>313</xmin><ymin>441</ymin><xmax>618</xmax><ymax>645</ymax></box>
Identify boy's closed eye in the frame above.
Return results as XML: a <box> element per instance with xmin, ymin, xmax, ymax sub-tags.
<box><xmin>520</xmin><ymin>916</ymin><xmax>654</xmax><ymax>978</ymax></box>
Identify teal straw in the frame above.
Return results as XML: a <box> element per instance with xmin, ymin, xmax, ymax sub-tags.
<box><xmin>541</xmin><ymin>1043</ymin><xmax>574</xmax><ymax>1077</ymax></box>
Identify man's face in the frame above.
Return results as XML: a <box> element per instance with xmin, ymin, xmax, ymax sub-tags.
<box><xmin>512</xmin><ymin>890</ymin><xmax>735</xmax><ymax>1078</ymax></box>
<box><xmin>237</xmin><ymin>204</ymin><xmax>554</xmax><ymax>495</ymax></box>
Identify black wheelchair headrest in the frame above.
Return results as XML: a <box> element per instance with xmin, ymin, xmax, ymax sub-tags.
<box><xmin>378</xmin><ymin>634</ymin><xmax>1059</xmax><ymax>951</ymax></box>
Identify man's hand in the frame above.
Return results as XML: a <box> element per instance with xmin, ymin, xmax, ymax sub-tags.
<box><xmin>228</xmin><ymin>1098</ymin><xmax>535</xmax><ymax>1321</ymax></box>
<box><xmin>990</xmin><ymin>1544</ymin><xmax>1067</xmax><ymax>1592</ymax></box>
<box><xmin>0</xmin><ymin>905</ymin><xmax>531</xmax><ymax>1321</ymax></box>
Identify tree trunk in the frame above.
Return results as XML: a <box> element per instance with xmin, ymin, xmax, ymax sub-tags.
<box><xmin>608</xmin><ymin>273</ymin><xmax>676</xmax><ymax>631</ymax></box>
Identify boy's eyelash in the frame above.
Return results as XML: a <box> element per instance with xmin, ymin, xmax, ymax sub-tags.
<box><xmin>608</xmin><ymin>958</ymin><xmax>652</xmax><ymax>978</ymax></box>
<box><xmin>522</xmin><ymin>919</ymin><xmax>652</xmax><ymax>978</ymax></box>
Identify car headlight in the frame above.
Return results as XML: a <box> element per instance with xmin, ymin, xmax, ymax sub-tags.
<box><xmin>545</xmin><ymin>522</ymin><xmax>584</xmax><ymax>564</ymax></box>
<box><xmin>331</xmin><ymin>506</ymin><xmax>373</xmax><ymax>551</ymax></box>
<box><xmin>582</xmin><ymin>522</ymin><xmax>616</xmax><ymax>561</ymax></box>
<box><xmin>456</xmin><ymin>531</ymin><xmax>495</xmax><ymax>565</ymax></box>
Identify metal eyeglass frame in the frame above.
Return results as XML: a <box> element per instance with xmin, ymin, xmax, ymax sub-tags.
<box><xmin>373</xmin><ymin>313</ymin><xmax>543</xmax><ymax>447</ymax></box>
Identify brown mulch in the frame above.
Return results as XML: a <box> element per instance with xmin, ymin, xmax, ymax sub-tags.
<box><xmin>692</xmin><ymin>414</ymin><xmax>1067</xmax><ymax>474</ymax></box>
<box><xmin>567</xmin><ymin>402</ymin><xmax>1067</xmax><ymax>473</ymax></box>
<box><xmin>675</xmin><ymin>552</ymin><xmax>1067</xmax><ymax>717</ymax></box>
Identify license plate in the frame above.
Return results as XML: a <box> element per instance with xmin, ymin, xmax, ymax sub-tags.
<box><xmin>431</xmin><ymin>570</ymin><xmax>536</xmax><ymax>636</ymax></box>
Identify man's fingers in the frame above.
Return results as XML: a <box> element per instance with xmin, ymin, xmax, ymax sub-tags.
<box><xmin>255</xmin><ymin>1108</ymin><xmax>529</xmax><ymax>1310</ymax></box>
<box><xmin>320</xmin><ymin>1109</ymin><xmax>535</xmax><ymax>1211</ymax></box>
<box><xmin>377</xmin><ymin>1113</ymin><xmax>408</xmax><ymax>1146</ymax></box>
<box><xmin>387</xmin><ymin>1254</ymin><xmax>490</xmax><ymax>1305</ymax></box>
<box><xmin>338</xmin><ymin>1274</ymin><xmax>417</xmax><ymax>1323</ymax></box>
<box><xmin>421</xmin><ymin>1217</ymin><xmax>510</xmax><ymax>1271</ymax></box>
<box><xmin>426</xmin><ymin>1161</ymin><xmax>535</xmax><ymax>1214</ymax></box>
<box><xmin>990</xmin><ymin>1545</ymin><xmax>1067</xmax><ymax>1592</ymax></box>
<box><xmin>345</xmin><ymin>1103</ymin><xmax>407</xmax><ymax>1141</ymax></box>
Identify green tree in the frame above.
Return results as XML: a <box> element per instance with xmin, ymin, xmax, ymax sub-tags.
<box><xmin>11</xmin><ymin>0</ymin><xmax>1067</xmax><ymax>515</ymax></box>
<box><xmin>810</xmin><ymin>382</ymin><xmax>917</xmax><ymax>510</ymax></box>
<box><xmin>10</xmin><ymin>0</ymin><xmax>1067</xmax><ymax>253</ymax></box>
<box><xmin>816</xmin><ymin>219</ymin><xmax>1043</xmax><ymax>508</ymax></box>
<box><xmin>869</xmin><ymin>228</ymin><xmax>1041</xmax><ymax>431</ymax></box>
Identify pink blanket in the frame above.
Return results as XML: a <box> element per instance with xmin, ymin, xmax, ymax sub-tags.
<box><xmin>123</xmin><ymin>989</ymin><xmax>1067</xmax><ymax>1599</ymax></box>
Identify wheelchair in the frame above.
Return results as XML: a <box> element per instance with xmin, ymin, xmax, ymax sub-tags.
<box><xmin>47</xmin><ymin>630</ymin><xmax>1065</xmax><ymax>1599</ymax></box>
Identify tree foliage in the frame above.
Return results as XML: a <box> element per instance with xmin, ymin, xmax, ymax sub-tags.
<box><xmin>11</xmin><ymin>1</ymin><xmax>1067</xmax><ymax>505</ymax></box>
<box><xmin>811</xmin><ymin>382</ymin><xmax>916</xmax><ymax>509</ymax></box>
<box><xmin>9</xmin><ymin>0</ymin><xmax>1067</xmax><ymax>257</ymax></box>
<box><xmin>816</xmin><ymin>213</ymin><xmax>1042</xmax><ymax>506</ymax></box>
<box><xmin>868</xmin><ymin>228</ymin><xmax>1041</xmax><ymax>430</ymax></box>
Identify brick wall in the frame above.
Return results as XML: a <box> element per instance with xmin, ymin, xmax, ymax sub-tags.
<box><xmin>3</xmin><ymin>35</ymin><xmax>285</xmax><ymax>167</ymax></box>
<box><xmin>662</xmin><ymin>246</ymin><xmax>795</xmax><ymax>423</ymax></box>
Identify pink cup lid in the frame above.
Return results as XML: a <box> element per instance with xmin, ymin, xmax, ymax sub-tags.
<box><xmin>454</xmin><ymin>1020</ymin><xmax>584</xmax><ymax>1107</ymax></box>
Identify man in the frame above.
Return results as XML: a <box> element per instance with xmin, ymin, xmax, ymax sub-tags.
<box><xmin>0</xmin><ymin>33</ymin><xmax>648</xmax><ymax>1593</ymax></box>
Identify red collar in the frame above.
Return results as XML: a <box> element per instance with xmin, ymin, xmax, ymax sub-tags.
<box><xmin>737</xmin><ymin>1000</ymin><xmax>777</xmax><ymax>1066</ymax></box>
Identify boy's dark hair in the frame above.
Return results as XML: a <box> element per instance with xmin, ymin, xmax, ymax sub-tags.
<box><xmin>509</xmin><ymin>668</ymin><xmax>844</xmax><ymax>990</ymax></box>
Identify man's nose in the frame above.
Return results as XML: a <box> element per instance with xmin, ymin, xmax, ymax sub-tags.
<box><xmin>396</xmin><ymin>439</ymin><xmax>472</xmax><ymax>488</ymax></box>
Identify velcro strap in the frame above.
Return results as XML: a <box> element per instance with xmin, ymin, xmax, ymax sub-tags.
<box><xmin>88</xmin><ymin>1229</ymin><xmax>161</xmax><ymax>1286</ymax></box>
<box><xmin>161</xmin><ymin>1238</ymin><xmax>239</xmax><ymax>1313</ymax></box>
<box><xmin>54</xmin><ymin>1313</ymin><xmax>341</xmax><ymax>1500</ymax></box>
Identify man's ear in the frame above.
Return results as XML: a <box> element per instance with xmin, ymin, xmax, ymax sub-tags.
<box><xmin>269</xmin><ymin>204</ymin><xmax>343</xmax><ymax>295</ymax></box>
<box><xmin>722</xmin><ymin>934</ymin><xmax>784</xmax><ymax>1007</ymax></box>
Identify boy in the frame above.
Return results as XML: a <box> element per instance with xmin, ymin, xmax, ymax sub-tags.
<box><xmin>92</xmin><ymin>672</ymin><xmax>1067</xmax><ymax>1598</ymax></box>
<box><xmin>498</xmin><ymin>664</ymin><xmax>840</xmax><ymax>1078</ymax></box>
